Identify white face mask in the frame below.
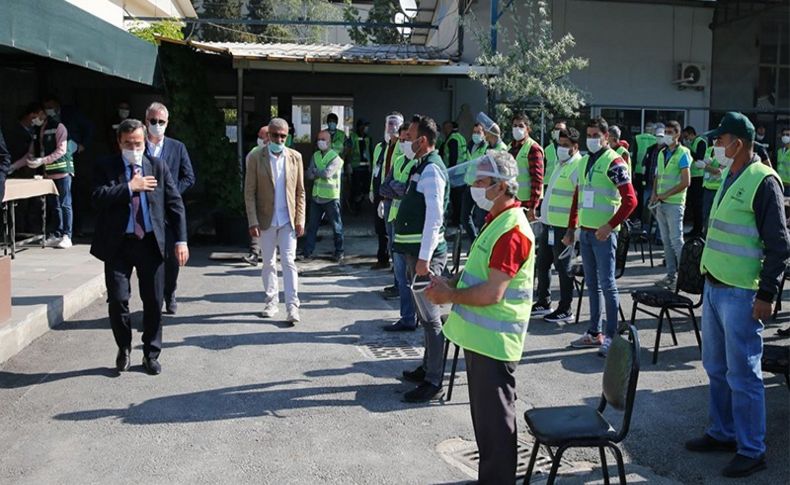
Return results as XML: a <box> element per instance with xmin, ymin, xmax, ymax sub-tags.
<box><xmin>148</xmin><ymin>123</ymin><xmax>166</xmax><ymax>138</ymax></box>
<box><xmin>551</xmin><ymin>129</ymin><xmax>561</xmax><ymax>142</ymax></box>
<box><xmin>317</xmin><ymin>139</ymin><xmax>329</xmax><ymax>151</ymax></box>
<box><xmin>713</xmin><ymin>140</ymin><xmax>740</xmax><ymax>169</ymax></box>
<box><xmin>662</xmin><ymin>134</ymin><xmax>676</xmax><ymax>146</ymax></box>
<box><xmin>257</xmin><ymin>137</ymin><xmax>266</xmax><ymax>148</ymax></box>
<box><xmin>512</xmin><ymin>127</ymin><xmax>527</xmax><ymax>141</ymax></box>
<box><xmin>655</xmin><ymin>132</ymin><xmax>666</xmax><ymax>145</ymax></box>
<box><xmin>781</xmin><ymin>135</ymin><xmax>790</xmax><ymax>145</ymax></box>
<box><xmin>399</xmin><ymin>140</ymin><xmax>415</xmax><ymax>160</ymax></box>
<box><xmin>556</xmin><ymin>146</ymin><xmax>572</xmax><ymax>162</ymax></box>
<box><xmin>384</xmin><ymin>132</ymin><xmax>391</xmax><ymax>143</ymax></box>
<box><xmin>470</xmin><ymin>185</ymin><xmax>497</xmax><ymax>211</ymax></box>
<box><xmin>756</xmin><ymin>134</ymin><xmax>765</xmax><ymax>141</ymax></box>
<box><xmin>45</xmin><ymin>108</ymin><xmax>57</xmax><ymax>118</ymax></box>
<box><xmin>118</xmin><ymin>109</ymin><xmax>130</xmax><ymax>120</ymax></box>
<box><xmin>122</xmin><ymin>148</ymin><xmax>144</xmax><ymax>166</ymax></box>
<box><xmin>31</xmin><ymin>117</ymin><xmax>44</xmax><ymax>127</ymax></box>
<box><xmin>586</xmin><ymin>137</ymin><xmax>602</xmax><ymax>153</ymax></box>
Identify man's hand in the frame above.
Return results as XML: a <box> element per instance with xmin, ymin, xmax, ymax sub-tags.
<box><xmin>77</xmin><ymin>144</ymin><xmax>86</xmax><ymax>154</ymax></box>
<box><xmin>649</xmin><ymin>193</ymin><xmax>658</xmax><ymax>205</ymax></box>
<box><xmin>175</xmin><ymin>244</ymin><xmax>189</xmax><ymax>267</ymax></box>
<box><xmin>753</xmin><ymin>299</ymin><xmax>773</xmax><ymax>321</ymax></box>
<box><xmin>249</xmin><ymin>225</ymin><xmax>260</xmax><ymax>238</ymax></box>
<box><xmin>525</xmin><ymin>208</ymin><xmax>537</xmax><ymax>222</ymax></box>
<box><xmin>562</xmin><ymin>228</ymin><xmax>576</xmax><ymax>247</ymax></box>
<box><xmin>369</xmin><ymin>191</ymin><xmax>375</xmax><ymax>204</ymax></box>
<box><xmin>27</xmin><ymin>158</ymin><xmax>44</xmax><ymax>169</ymax></box>
<box><xmin>415</xmin><ymin>259</ymin><xmax>430</xmax><ymax>276</ymax></box>
<box><xmin>693</xmin><ymin>160</ymin><xmax>707</xmax><ymax>169</ymax></box>
<box><xmin>425</xmin><ymin>274</ymin><xmax>453</xmax><ymax>305</ymax></box>
<box><xmin>129</xmin><ymin>173</ymin><xmax>157</xmax><ymax>192</ymax></box>
<box><xmin>295</xmin><ymin>224</ymin><xmax>304</xmax><ymax>237</ymax></box>
<box><xmin>595</xmin><ymin>223</ymin><xmax>613</xmax><ymax>241</ymax></box>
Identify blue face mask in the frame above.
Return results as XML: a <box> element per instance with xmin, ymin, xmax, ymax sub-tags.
<box><xmin>472</xmin><ymin>133</ymin><xmax>484</xmax><ymax>145</ymax></box>
<box><xmin>328</xmin><ymin>122</ymin><xmax>337</xmax><ymax>131</ymax></box>
<box><xmin>269</xmin><ymin>142</ymin><xmax>285</xmax><ymax>154</ymax></box>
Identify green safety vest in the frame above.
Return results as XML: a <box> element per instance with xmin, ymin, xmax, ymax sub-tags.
<box><xmin>285</xmin><ymin>133</ymin><xmax>293</xmax><ymax>148</ymax></box>
<box><xmin>311</xmin><ymin>150</ymin><xmax>342</xmax><ymax>200</ymax></box>
<box><xmin>578</xmin><ymin>148</ymin><xmax>624</xmax><ymax>230</ymax></box>
<box><xmin>634</xmin><ymin>133</ymin><xmax>657</xmax><ymax>176</ymax></box>
<box><xmin>350</xmin><ymin>132</ymin><xmax>373</xmax><ymax>168</ymax></box>
<box><xmin>467</xmin><ymin>142</ymin><xmax>488</xmax><ymax>160</ymax></box>
<box><xmin>776</xmin><ymin>147</ymin><xmax>790</xmax><ymax>185</ymax></box>
<box><xmin>39</xmin><ymin>118</ymin><xmax>74</xmax><ymax>175</ymax></box>
<box><xmin>329</xmin><ymin>130</ymin><xmax>345</xmax><ymax>153</ymax></box>
<box><xmin>387</xmin><ymin>154</ymin><xmax>419</xmax><ymax>222</ymax></box>
<box><xmin>655</xmin><ymin>145</ymin><xmax>691</xmax><ymax>205</ymax></box>
<box><xmin>544</xmin><ymin>142</ymin><xmax>558</xmax><ymax>184</ymax></box>
<box><xmin>690</xmin><ymin>136</ymin><xmax>707</xmax><ymax>177</ymax></box>
<box><xmin>442</xmin><ymin>132</ymin><xmax>467</xmax><ymax>167</ymax></box>
<box><xmin>515</xmin><ymin>138</ymin><xmax>542</xmax><ymax>202</ymax></box>
<box><xmin>442</xmin><ymin>206</ymin><xmax>535</xmax><ymax>362</ymax></box>
<box><xmin>703</xmin><ymin>147</ymin><xmax>723</xmax><ymax>191</ymax></box>
<box><xmin>615</xmin><ymin>145</ymin><xmax>630</xmax><ymax>169</ymax></box>
<box><xmin>392</xmin><ymin>150</ymin><xmax>448</xmax><ymax>255</ymax></box>
<box><xmin>546</xmin><ymin>155</ymin><xmax>581</xmax><ymax>228</ymax></box>
<box><xmin>371</xmin><ymin>141</ymin><xmax>404</xmax><ymax>192</ymax></box>
<box><xmin>701</xmin><ymin>161</ymin><xmax>777</xmax><ymax>290</ymax></box>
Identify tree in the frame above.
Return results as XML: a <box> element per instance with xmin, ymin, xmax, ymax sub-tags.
<box><xmin>343</xmin><ymin>0</ymin><xmax>403</xmax><ymax>45</ymax></box>
<box><xmin>468</xmin><ymin>0</ymin><xmax>588</xmax><ymax>123</ymax></box>
<box><xmin>128</xmin><ymin>20</ymin><xmax>185</xmax><ymax>44</ymax></box>
<box><xmin>248</xmin><ymin>0</ymin><xmax>293</xmax><ymax>42</ymax></box>
<box><xmin>200</xmin><ymin>0</ymin><xmax>250</xmax><ymax>42</ymax></box>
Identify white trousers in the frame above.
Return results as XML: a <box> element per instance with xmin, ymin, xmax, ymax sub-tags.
<box><xmin>260</xmin><ymin>223</ymin><xmax>299</xmax><ymax>308</ymax></box>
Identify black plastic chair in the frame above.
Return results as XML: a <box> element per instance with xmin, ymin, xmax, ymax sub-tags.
<box><xmin>629</xmin><ymin>218</ymin><xmax>656</xmax><ymax>268</ymax></box>
<box><xmin>629</xmin><ymin>237</ymin><xmax>704</xmax><ymax>364</ymax></box>
<box><xmin>771</xmin><ymin>264</ymin><xmax>790</xmax><ymax>320</ymax></box>
<box><xmin>451</xmin><ymin>228</ymin><xmax>463</xmax><ymax>275</ymax></box>
<box><xmin>440</xmin><ymin>314</ymin><xmax>461</xmax><ymax>401</ymax></box>
<box><xmin>523</xmin><ymin>325</ymin><xmax>640</xmax><ymax>485</ymax></box>
<box><xmin>572</xmin><ymin>224</ymin><xmax>630</xmax><ymax>325</ymax></box>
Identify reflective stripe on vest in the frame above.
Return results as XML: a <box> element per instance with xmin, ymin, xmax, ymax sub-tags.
<box><xmin>701</xmin><ymin>161</ymin><xmax>776</xmax><ymax>290</ymax></box>
<box><xmin>515</xmin><ymin>138</ymin><xmax>540</xmax><ymax>202</ymax></box>
<box><xmin>546</xmin><ymin>156</ymin><xmax>580</xmax><ymax>228</ymax></box>
<box><xmin>311</xmin><ymin>150</ymin><xmax>341</xmax><ymax>200</ymax></box>
<box><xmin>656</xmin><ymin>145</ymin><xmax>691</xmax><ymax>205</ymax></box>
<box><xmin>578</xmin><ymin>149</ymin><xmax>624</xmax><ymax>230</ymax></box>
<box><xmin>442</xmin><ymin>206</ymin><xmax>536</xmax><ymax>361</ymax></box>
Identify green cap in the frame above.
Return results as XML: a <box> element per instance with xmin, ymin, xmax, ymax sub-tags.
<box><xmin>704</xmin><ymin>112</ymin><xmax>755</xmax><ymax>142</ymax></box>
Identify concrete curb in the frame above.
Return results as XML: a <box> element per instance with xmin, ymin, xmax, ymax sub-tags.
<box><xmin>0</xmin><ymin>273</ymin><xmax>106</xmax><ymax>365</ymax></box>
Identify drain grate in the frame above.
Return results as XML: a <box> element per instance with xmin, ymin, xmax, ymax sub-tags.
<box><xmin>357</xmin><ymin>337</ymin><xmax>423</xmax><ymax>360</ymax></box>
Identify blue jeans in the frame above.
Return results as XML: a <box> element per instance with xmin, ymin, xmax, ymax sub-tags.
<box><xmin>49</xmin><ymin>175</ymin><xmax>73</xmax><ymax>238</ymax></box>
<box><xmin>392</xmin><ymin>252</ymin><xmax>416</xmax><ymax>326</ymax></box>
<box><xmin>579</xmin><ymin>229</ymin><xmax>619</xmax><ymax>338</ymax></box>
<box><xmin>654</xmin><ymin>202</ymin><xmax>684</xmax><ymax>277</ymax></box>
<box><xmin>702</xmin><ymin>283</ymin><xmax>766</xmax><ymax>458</ymax></box>
<box><xmin>303</xmin><ymin>199</ymin><xmax>344</xmax><ymax>256</ymax></box>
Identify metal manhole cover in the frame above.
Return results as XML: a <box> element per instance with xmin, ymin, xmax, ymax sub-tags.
<box><xmin>357</xmin><ymin>337</ymin><xmax>423</xmax><ymax>360</ymax></box>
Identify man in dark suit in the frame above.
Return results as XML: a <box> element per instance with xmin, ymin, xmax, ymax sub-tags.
<box><xmin>92</xmin><ymin>119</ymin><xmax>189</xmax><ymax>375</ymax></box>
<box><xmin>144</xmin><ymin>102</ymin><xmax>195</xmax><ymax>315</ymax></box>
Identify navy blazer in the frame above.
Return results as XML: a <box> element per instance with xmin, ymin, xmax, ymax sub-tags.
<box><xmin>90</xmin><ymin>154</ymin><xmax>187</xmax><ymax>262</ymax></box>
<box><xmin>146</xmin><ymin>136</ymin><xmax>195</xmax><ymax>194</ymax></box>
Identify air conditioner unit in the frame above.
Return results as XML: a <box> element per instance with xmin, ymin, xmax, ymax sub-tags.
<box><xmin>675</xmin><ymin>63</ymin><xmax>706</xmax><ymax>90</ymax></box>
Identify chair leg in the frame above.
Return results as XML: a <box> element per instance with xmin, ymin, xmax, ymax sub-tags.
<box><xmin>523</xmin><ymin>439</ymin><xmax>541</xmax><ymax>485</ymax></box>
<box><xmin>629</xmin><ymin>301</ymin><xmax>638</xmax><ymax>327</ymax></box>
<box><xmin>618</xmin><ymin>304</ymin><xmax>626</xmax><ymax>326</ymax></box>
<box><xmin>688</xmin><ymin>307</ymin><xmax>702</xmax><ymax>351</ymax></box>
<box><xmin>666</xmin><ymin>311</ymin><xmax>678</xmax><ymax>346</ymax></box>
<box><xmin>442</xmin><ymin>339</ymin><xmax>449</xmax><ymax>375</ymax></box>
<box><xmin>599</xmin><ymin>446</ymin><xmax>610</xmax><ymax>485</ymax></box>
<box><xmin>575</xmin><ymin>279</ymin><xmax>585</xmax><ymax>325</ymax></box>
<box><xmin>653</xmin><ymin>307</ymin><xmax>666</xmax><ymax>365</ymax></box>
<box><xmin>446</xmin><ymin>344</ymin><xmax>460</xmax><ymax>402</ymax></box>
<box><xmin>546</xmin><ymin>444</ymin><xmax>569</xmax><ymax>485</ymax></box>
<box><xmin>773</xmin><ymin>275</ymin><xmax>786</xmax><ymax>320</ymax></box>
<box><xmin>608</xmin><ymin>444</ymin><xmax>627</xmax><ymax>484</ymax></box>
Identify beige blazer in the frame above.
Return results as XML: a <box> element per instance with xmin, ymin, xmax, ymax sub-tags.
<box><xmin>244</xmin><ymin>146</ymin><xmax>305</xmax><ymax>230</ymax></box>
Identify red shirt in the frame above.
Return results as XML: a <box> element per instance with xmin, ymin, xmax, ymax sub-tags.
<box><xmin>509</xmin><ymin>139</ymin><xmax>544</xmax><ymax>210</ymax></box>
<box><xmin>484</xmin><ymin>201</ymin><xmax>533</xmax><ymax>277</ymax></box>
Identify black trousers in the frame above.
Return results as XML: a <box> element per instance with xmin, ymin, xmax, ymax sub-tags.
<box><xmin>373</xmin><ymin>197</ymin><xmax>388</xmax><ymax>265</ymax></box>
<box><xmin>104</xmin><ymin>234</ymin><xmax>164</xmax><ymax>359</ymax></box>
<box><xmin>164</xmin><ymin>225</ymin><xmax>179</xmax><ymax>302</ymax></box>
<box><xmin>687</xmin><ymin>176</ymin><xmax>704</xmax><ymax>236</ymax></box>
<box><xmin>632</xmin><ymin>173</ymin><xmax>645</xmax><ymax>221</ymax></box>
<box><xmin>465</xmin><ymin>349</ymin><xmax>519</xmax><ymax>485</ymax></box>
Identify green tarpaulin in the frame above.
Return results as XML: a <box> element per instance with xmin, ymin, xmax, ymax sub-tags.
<box><xmin>0</xmin><ymin>0</ymin><xmax>158</xmax><ymax>85</ymax></box>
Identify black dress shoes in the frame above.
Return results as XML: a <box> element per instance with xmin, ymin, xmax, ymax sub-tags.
<box><xmin>383</xmin><ymin>320</ymin><xmax>418</xmax><ymax>332</ymax></box>
<box><xmin>164</xmin><ymin>298</ymin><xmax>178</xmax><ymax>315</ymax></box>
<box><xmin>402</xmin><ymin>366</ymin><xmax>426</xmax><ymax>383</ymax></box>
<box><xmin>403</xmin><ymin>382</ymin><xmax>444</xmax><ymax>403</ymax></box>
<box><xmin>722</xmin><ymin>453</ymin><xmax>766</xmax><ymax>478</ymax></box>
<box><xmin>116</xmin><ymin>348</ymin><xmax>131</xmax><ymax>372</ymax></box>
<box><xmin>685</xmin><ymin>434</ymin><xmax>737</xmax><ymax>453</ymax></box>
<box><xmin>142</xmin><ymin>356</ymin><xmax>162</xmax><ymax>375</ymax></box>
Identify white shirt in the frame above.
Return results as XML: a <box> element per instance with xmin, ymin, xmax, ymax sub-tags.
<box><xmin>539</xmin><ymin>151</ymin><xmax>582</xmax><ymax>225</ymax></box>
<box><xmin>146</xmin><ymin>138</ymin><xmax>164</xmax><ymax>158</ymax></box>
<box><xmin>269</xmin><ymin>149</ymin><xmax>290</xmax><ymax>227</ymax></box>
<box><xmin>415</xmin><ymin>162</ymin><xmax>447</xmax><ymax>261</ymax></box>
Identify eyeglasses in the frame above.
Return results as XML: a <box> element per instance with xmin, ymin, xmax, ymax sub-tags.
<box><xmin>148</xmin><ymin>119</ymin><xmax>167</xmax><ymax>126</ymax></box>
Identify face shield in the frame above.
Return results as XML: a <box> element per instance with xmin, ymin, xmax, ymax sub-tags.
<box><xmin>446</xmin><ymin>152</ymin><xmax>516</xmax><ymax>188</ymax></box>
<box><xmin>384</xmin><ymin>114</ymin><xmax>404</xmax><ymax>142</ymax></box>
<box><xmin>476</xmin><ymin>112</ymin><xmax>500</xmax><ymax>136</ymax></box>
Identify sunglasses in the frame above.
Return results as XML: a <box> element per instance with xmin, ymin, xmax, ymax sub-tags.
<box><xmin>270</xmin><ymin>132</ymin><xmax>288</xmax><ymax>140</ymax></box>
<box><xmin>148</xmin><ymin>119</ymin><xmax>167</xmax><ymax>126</ymax></box>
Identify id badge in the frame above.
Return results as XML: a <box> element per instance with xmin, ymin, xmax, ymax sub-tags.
<box><xmin>547</xmin><ymin>230</ymin><xmax>555</xmax><ymax>246</ymax></box>
<box><xmin>582</xmin><ymin>189</ymin><xmax>595</xmax><ymax>209</ymax></box>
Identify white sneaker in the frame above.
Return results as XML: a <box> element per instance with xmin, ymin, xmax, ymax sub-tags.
<box><xmin>56</xmin><ymin>235</ymin><xmax>72</xmax><ymax>249</ymax></box>
<box><xmin>44</xmin><ymin>236</ymin><xmax>62</xmax><ymax>248</ymax></box>
<box><xmin>286</xmin><ymin>306</ymin><xmax>300</xmax><ymax>324</ymax></box>
<box><xmin>261</xmin><ymin>304</ymin><xmax>278</xmax><ymax>318</ymax></box>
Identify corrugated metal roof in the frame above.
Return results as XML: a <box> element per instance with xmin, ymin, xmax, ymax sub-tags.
<box><xmin>168</xmin><ymin>39</ymin><xmax>452</xmax><ymax>65</ymax></box>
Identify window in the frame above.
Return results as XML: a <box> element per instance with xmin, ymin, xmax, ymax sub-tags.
<box><xmin>215</xmin><ymin>95</ymin><xmax>255</xmax><ymax>143</ymax></box>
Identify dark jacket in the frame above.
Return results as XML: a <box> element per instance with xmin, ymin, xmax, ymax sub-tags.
<box><xmin>90</xmin><ymin>154</ymin><xmax>186</xmax><ymax>262</ymax></box>
<box><xmin>0</xmin><ymin>126</ymin><xmax>10</xmax><ymax>203</ymax></box>
<box><xmin>145</xmin><ymin>136</ymin><xmax>195</xmax><ymax>194</ymax></box>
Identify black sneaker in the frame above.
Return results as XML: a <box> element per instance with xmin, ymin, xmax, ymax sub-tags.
<box><xmin>685</xmin><ymin>434</ymin><xmax>738</xmax><ymax>453</ymax></box>
<box><xmin>544</xmin><ymin>309</ymin><xmax>574</xmax><ymax>323</ymax></box>
<box><xmin>382</xmin><ymin>285</ymin><xmax>399</xmax><ymax>300</ymax></box>
<box><xmin>383</xmin><ymin>320</ymin><xmax>418</xmax><ymax>332</ymax></box>
<box><xmin>295</xmin><ymin>254</ymin><xmax>313</xmax><ymax>262</ymax></box>
<box><xmin>531</xmin><ymin>302</ymin><xmax>552</xmax><ymax>317</ymax></box>
<box><xmin>403</xmin><ymin>382</ymin><xmax>444</xmax><ymax>403</ymax></box>
<box><xmin>402</xmin><ymin>366</ymin><xmax>426</xmax><ymax>383</ymax></box>
<box><xmin>722</xmin><ymin>454</ymin><xmax>766</xmax><ymax>478</ymax></box>
<box><xmin>332</xmin><ymin>253</ymin><xmax>345</xmax><ymax>263</ymax></box>
<box><xmin>242</xmin><ymin>252</ymin><xmax>259</xmax><ymax>266</ymax></box>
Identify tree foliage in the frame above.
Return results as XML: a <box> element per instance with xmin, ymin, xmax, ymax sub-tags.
<box><xmin>343</xmin><ymin>0</ymin><xmax>403</xmax><ymax>45</ymax></box>
<box><xmin>128</xmin><ymin>20</ymin><xmax>185</xmax><ymax>44</ymax></box>
<box><xmin>468</xmin><ymin>0</ymin><xmax>588</xmax><ymax>121</ymax></box>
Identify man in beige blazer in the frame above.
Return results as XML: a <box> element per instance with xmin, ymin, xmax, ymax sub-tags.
<box><xmin>244</xmin><ymin>118</ymin><xmax>306</xmax><ymax>323</ymax></box>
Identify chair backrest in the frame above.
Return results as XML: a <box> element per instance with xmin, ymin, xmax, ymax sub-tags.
<box><xmin>451</xmin><ymin>229</ymin><xmax>463</xmax><ymax>274</ymax></box>
<box><xmin>600</xmin><ymin>325</ymin><xmax>640</xmax><ymax>442</ymax></box>
<box><xmin>615</xmin><ymin>223</ymin><xmax>631</xmax><ymax>278</ymax></box>
<box><xmin>677</xmin><ymin>237</ymin><xmax>706</xmax><ymax>295</ymax></box>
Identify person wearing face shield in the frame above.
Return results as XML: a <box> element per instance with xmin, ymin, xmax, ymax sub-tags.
<box><xmin>650</xmin><ymin>121</ymin><xmax>691</xmax><ymax>290</ymax></box>
<box><xmin>509</xmin><ymin>113</ymin><xmax>544</xmax><ymax>221</ymax></box>
<box><xmin>144</xmin><ymin>102</ymin><xmax>195</xmax><ymax>315</ymax></box>
<box><xmin>91</xmin><ymin>118</ymin><xmax>189</xmax><ymax>376</ymax></box>
<box><xmin>303</xmin><ymin>130</ymin><xmax>345</xmax><ymax>263</ymax></box>
<box><xmin>686</xmin><ymin>112</ymin><xmax>790</xmax><ymax>479</ymax></box>
<box><xmin>426</xmin><ymin>151</ymin><xmax>534</xmax><ymax>485</ymax></box>
<box><xmin>391</xmin><ymin>115</ymin><xmax>449</xmax><ymax>403</ymax></box>
<box><xmin>543</xmin><ymin>120</ymin><xmax>567</xmax><ymax>185</ymax></box>
<box><xmin>776</xmin><ymin>127</ymin><xmax>790</xmax><ymax>196</ymax></box>
<box><xmin>370</xmin><ymin>112</ymin><xmax>404</xmax><ymax>270</ymax></box>
<box><xmin>534</xmin><ymin>128</ymin><xmax>583</xmax><ymax>323</ymax></box>
<box><xmin>565</xmin><ymin>117</ymin><xmax>636</xmax><ymax>357</ymax></box>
